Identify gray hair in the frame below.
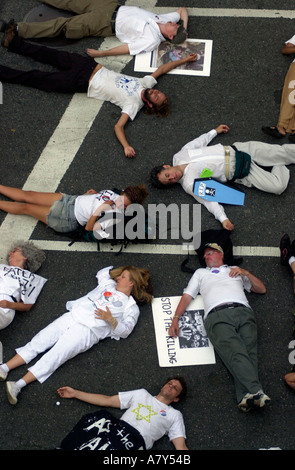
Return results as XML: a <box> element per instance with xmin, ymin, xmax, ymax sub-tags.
<box><xmin>8</xmin><ymin>241</ymin><xmax>46</xmax><ymax>273</ymax></box>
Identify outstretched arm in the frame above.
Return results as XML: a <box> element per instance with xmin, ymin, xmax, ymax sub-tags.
<box><xmin>87</xmin><ymin>44</ymin><xmax>130</xmax><ymax>58</ymax></box>
<box><xmin>114</xmin><ymin>113</ymin><xmax>136</xmax><ymax>158</ymax></box>
<box><xmin>151</xmin><ymin>53</ymin><xmax>198</xmax><ymax>79</ymax></box>
<box><xmin>0</xmin><ymin>300</ymin><xmax>33</xmax><ymax>312</ymax></box>
<box><xmin>57</xmin><ymin>386</ymin><xmax>121</xmax><ymax>408</ymax></box>
<box><xmin>176</xmin><ymin>7</ymin><xmax>189</xmax><ymax>30</ymax></box>
<box><xmin>172</xmin><ymin>436</ymin><xmax>188</xmax><ymax>450</ymax></box>
<box><xmin>168</xmin><ymin>293</ymin><xmax>193</xmax><ymax>337</ymax></box>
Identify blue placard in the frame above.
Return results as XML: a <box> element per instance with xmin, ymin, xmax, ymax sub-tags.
<box><xmin>193</xmin><ymin>178</ymin><xmax>245</xmax><ymax>205</ymax></box>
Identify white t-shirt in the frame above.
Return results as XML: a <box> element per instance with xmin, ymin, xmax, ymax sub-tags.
<box><xmin>88</xmin><ymin>67</ymin><xmax>157</xmax><ymax>120</ymax></box>
<box><xmin>66</xmin><ymin>266</ymin><xmax>139</xmax><ymax>340</ymax></box>
<box><xmin>119</xmin><ymin>388</ymin><xmax>186</xmax><ymax>449</ymax></box>
<box><xmin>74</xmin><ymin>188</ymin><xmax>119</xmax><ymax>223</ymax></box>
<box><xmin>0</xmin><ymin>264</ymin><xmax>47</xmax><ymax>312</ymax></box>
<box><xmin>285</xmin><ymin>34</ymin><xmax>295</xmax><ymax>63</ymax></box>
<box><xmin>116</xmin><ymin>7</ymin><xmax>180</xmax><ymax>55</ymax></box>
<box><xmin>183</xmin><ymin>265</ymin><xmax>252</xmax><ymax>317</ymax></box>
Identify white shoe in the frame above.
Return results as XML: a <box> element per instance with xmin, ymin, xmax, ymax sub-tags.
<box><xmin>6</xmin><ymin>381</ymin><xmax>21</xmax><ymax>405</ymax></box>
<box><xmin>253</xmin><ymin>390</ymin><xmax>271</xmax><ymax>408</ymax></box>
<box><xmin>238</xmin><ymin>393</ymin><xmax>254</xmax><ymax>412</ymax></box>
<box><xmin>0</xmin><ymin>365</ymin><xmax>7</xmax><ymax>381</ymax></box>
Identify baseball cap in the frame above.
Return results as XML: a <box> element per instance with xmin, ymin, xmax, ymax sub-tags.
<box><xmin>204</xmin><ymin>243</ymin><xmax>224</xmax><ymax>254</ymax></box>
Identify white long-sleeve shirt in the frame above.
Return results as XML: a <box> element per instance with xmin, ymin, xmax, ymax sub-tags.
<box><xmin>67</xmin><ymin>266</ymin><xmax>139</xmax><ymax>340</ymax></box>
<box><xmin>173</xmin><ymin>129</ymin><xmax>229</xmax><ymax>223</ymax></box>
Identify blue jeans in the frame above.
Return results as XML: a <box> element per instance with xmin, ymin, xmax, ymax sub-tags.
<box><xmin>47</xmin><ymin>194</ymin><xmax>78</xmax><ymax>232</ymax></box>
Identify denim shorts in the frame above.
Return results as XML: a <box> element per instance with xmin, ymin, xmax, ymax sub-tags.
<box><xmin>47</xmin><ymin>194</ymin><xmax>79</xmax><ymax>232</ymax></box>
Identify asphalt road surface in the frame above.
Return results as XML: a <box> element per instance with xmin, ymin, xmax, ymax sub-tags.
<box><xmin>1</xmin><ymin>0</ymin><xmax>295</xmax><ymax>457</ymax></box>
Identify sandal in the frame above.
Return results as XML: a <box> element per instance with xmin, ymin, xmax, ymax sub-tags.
<box><xmin>261</xmin><ymin>126</ymin><xmax>285</xmax><ymax>138</ymax></box>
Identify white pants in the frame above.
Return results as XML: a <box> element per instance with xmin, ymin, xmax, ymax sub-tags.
<box><xmin>16</xmin><ymin>311</ymin><xmax>98</xmax><ymax>383</ymax></box>
<box><xmin>233</xmin><ymin>141</ymin><xmax>295</xmax><ymax>194</ymax></box>
<box><xmin>0</xmin><ymin>308</ymin><xmax>15</xmax><ymax>330</ymax></box>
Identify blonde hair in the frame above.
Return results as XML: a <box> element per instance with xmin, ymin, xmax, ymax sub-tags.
<box><xmin>110</xmin><ymin>266</ymin><xmax>153</xmax><ymax>305</ymax></box>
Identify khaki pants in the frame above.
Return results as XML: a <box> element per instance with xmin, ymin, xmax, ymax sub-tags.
<box><xmin>278</xmin><ymin>61</ymin><xmax>295</xmax><ymax>133</ymax></box>
<box><xmin>18</xmin><ymin>0</ymin><xmax>119</xmax><ymax>39</ymax></box>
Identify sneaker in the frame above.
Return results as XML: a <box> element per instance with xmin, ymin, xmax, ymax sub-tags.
<box><xmin>6</xmin><ymin>381</ymin><xmax>21</xmax><ymax>405</ymax></box>
<box><xmin>238</xmin><ymin>393</ymin><xmax>254</xmax><ymax>412</ymax></box>
<box><xmin>279</xmin><ymin>233</ymin><xmax>291</xmax><ymax>266</ymax></box>
<box><xmin>252</xmin><ymin>391</ymin><xmax>271</xmax><ymax>408</ymax></box>
<box><xmin>0</xmin><ymin>365</ymin><xmax>7</xmax><ymax>381</ymax></box>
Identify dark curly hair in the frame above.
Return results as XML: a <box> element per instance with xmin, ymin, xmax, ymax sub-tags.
<box><xmin>150</xmin><ymin>165</ymin><xmax>170</xmax><ymax>189</ymax></box>
<box><xmin>143</xmin><ymin>98</ymin><xmax>170</xmax><ymax>117</ymax></box>
<box><xmin>163</xmin><ymin>376</ymin><xmax>188</xmax><ymax>401</ymax></box>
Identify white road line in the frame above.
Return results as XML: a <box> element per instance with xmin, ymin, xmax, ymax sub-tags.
<box><xmin>0</xmin><ymin>4</ymin><xmax>289</xmax><ymax>261</ymax></box>
<box><xmin>28</xmin><ymin>239</ymin><xmax>280</xmax><ymax>258</ymax></box>
<box><xmin>151</xmin><ymin>7</ymin><xmax>295</xmax><ymax>19</ymax></box>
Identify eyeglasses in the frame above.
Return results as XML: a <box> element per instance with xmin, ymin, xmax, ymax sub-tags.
<box><xmin>203</xmin><ymin>250</ymin><xmax>218</xmax><ymax>257</ymax></box>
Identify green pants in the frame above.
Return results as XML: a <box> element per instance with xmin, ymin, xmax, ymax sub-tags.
<box><xmin>204</xmin><ymin>305</ymin><xmax>263</xmax><ymax>403</ymax></box>
<box><xmin>18</xmin><ymin>0</ymin><xmax>119</xmax><ymax>39</ymax></box>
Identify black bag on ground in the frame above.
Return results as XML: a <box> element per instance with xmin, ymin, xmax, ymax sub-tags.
<box><xmin>181</xmin><ymin>228</ymin><xmax>243</xmax><ymax>273</ymax></box>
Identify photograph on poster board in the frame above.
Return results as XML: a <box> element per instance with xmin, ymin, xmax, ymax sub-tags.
<box><xmin>134</xmin><ymin>39</ymin><xmax>213</xmax><ymax>76</ymax></box>
<box><xmin>152</xmin><ymin>296</ymin><xmax>216</xmax><ymax>367</ymax></box>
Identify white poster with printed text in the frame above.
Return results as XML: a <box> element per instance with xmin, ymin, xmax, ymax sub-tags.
<box><xmin>152</xmin><ymin>296</ymin><xmax>215</xmax><ymax>367</ymax></box>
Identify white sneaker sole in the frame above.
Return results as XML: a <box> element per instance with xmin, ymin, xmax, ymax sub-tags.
<box><xmin>6</xmin><ymin>382</ymin><xmax>19</xmax><ymax>405</ymax></box>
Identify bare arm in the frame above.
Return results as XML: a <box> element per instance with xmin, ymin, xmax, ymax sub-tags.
<box><xmin>171</xmin><ymin>436</ymin><xmax>188</xmax><ymax>450</ymax></box>
<box><xmin>176</xmin><ymin>7</ymin><xmax>188</xmax><ymax>30</ymax></box>
<box><xmin>229</xmin><ymin>267</ymin><xmax>266</xmax><ymax>294</ymax></box>
<box><xmin>87</xmin><ymin>44</ymin><xmax>130</xmax><ymax>58</ymax></box>
<box><xmin>57</xmin><ymin>386</ymin><xmax>121</xmax><ymax>408</ymax></box>
<box><xmin>281</xmin><ymin>42</ymin><xmax>295</xmax><ymax>55</ymax></box>
<box><xmin>168</xmin><ymin>293</ymin><xmax>193</xmax><ymax>337</ymax></box>
<box><xmin>85</xmin><ymin>200</ymin><xmax>114</xmax><ymax>231</ymax></box>
<box><xmin>0</xmin><ymin>300</ymin><xmax>33</xmax><ymax>312</ymax></box>
<box><xmin>151</xmin><ymin>53</ymin><xmax>198</xmax><ymax>79</ymax></box>
<box><xmin>114</xmin><ymin>113</ymin><xmax>136</xmax><ymax>158</ymax></box>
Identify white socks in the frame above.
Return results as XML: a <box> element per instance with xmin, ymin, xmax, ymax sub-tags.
<box><xmin>1</xmin><ymin>363</ymin><xmax>9</xmax><ymax>373</ymax></box>
<box><xmin>1</xmin><ymin>364</ymin><xmax>26</xmax><ymax>388</ymax></box>
<box><xmin>16</xmin><ymin>379</ymin><xmax>26</xmax><ymax>389</ymax></box>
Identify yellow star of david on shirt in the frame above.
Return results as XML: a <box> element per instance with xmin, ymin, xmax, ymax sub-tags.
<box><xmin>132</xmin><ymin>403</ymin><xmax>157</xmax><ymax>422</ymax></box>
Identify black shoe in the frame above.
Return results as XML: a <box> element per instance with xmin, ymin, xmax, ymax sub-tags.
<box><xmin>262</xmin><ymin>126</ymin><xmax>285</xmax><ymax>138</ymax></box>
<box><xmin>279</xmin><ymin>233</ymin><xmax>291</xmax><ymax>266</ymax></box>
<box><xmin>0</xmin><ymin>20</ymin><xmax>7</xmax><ymax>33</ymax></box>
<box><xmin>1</xmin><ymin>18</ymin><xmax>16</xmax><ymax>48</ymax></box>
